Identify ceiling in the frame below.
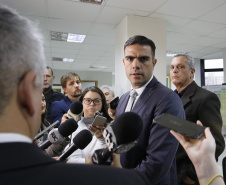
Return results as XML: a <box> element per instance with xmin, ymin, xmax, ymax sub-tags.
<box><xmin>2</xmin><ymin>0</ymin><xmax>226</xmax><ymax>73</ymax></box>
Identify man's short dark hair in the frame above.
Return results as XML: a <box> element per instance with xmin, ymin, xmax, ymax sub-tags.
<box><xmin>46</xmin><ymin>66</ymin><xmax>54</xmax><ymax>76</ymax></box>
<box><xmin>124</xmin><ymin>35</ymin><xmax>156</xmax><ymax>59</ymax></box>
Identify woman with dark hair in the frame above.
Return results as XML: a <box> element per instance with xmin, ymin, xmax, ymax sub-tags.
<box><xmin>67</xmin><ymin>86</ymin><xmax>112</xmax><ymax>163</ymax></box>
<box><xmin>37</xmin><ymin>94</ymin><xmax>50</xmax><ymax>144</ymax></box>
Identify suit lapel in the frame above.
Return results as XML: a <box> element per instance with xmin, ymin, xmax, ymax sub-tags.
<box><xmin>117</xmin><ymin>92</ymin><xmax>130</xmax><ymax>114</ymax></box>
<box><xmin>132</xmin><ymin>76</ymin><xmax>158</xmax><ymax>113</ymax></box>
<box><xmin>181</xmin><ymin>81</ymin><xmax>197</xmax><ymax>107</ymax></box>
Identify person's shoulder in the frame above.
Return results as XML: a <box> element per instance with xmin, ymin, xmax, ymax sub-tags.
<box><xmin>53</xmin><ymin>89</ymin><xmax>65</xmax><ymax>98</ymax></box>
<box><xmin>45</xmin><ymin>163</ymin><xmax>150</xmax><ymax>185</ymax></box>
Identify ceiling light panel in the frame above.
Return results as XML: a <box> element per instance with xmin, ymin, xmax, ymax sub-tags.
<box><xmin>50</xmin><ymin>31</ymin><xmax>86</xmax><ymax>43</ymax></box>
<box><xmin>72</xmin><ymin>0</ymin><xmax>104</xmax><ymax>5</ymax></box>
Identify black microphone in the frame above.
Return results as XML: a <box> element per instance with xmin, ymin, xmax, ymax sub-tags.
<box><xmin>92</xmin><ymin>112</ymin><xmax>143</xmax><ymax>165</ymax></box>
<box><xmin>67</xmin><ymin>101</ymin><xmax>83</xmax><ymax>122</ymax></box>
<box><xmin>58</xmin><ymin>129</ymin><xmax>92</xmax><ymax>161</ymax></box>
<box><xmin>39</xmin><ymin>118</ymin><xmax>78</xmax><ymax>150</ymax></box>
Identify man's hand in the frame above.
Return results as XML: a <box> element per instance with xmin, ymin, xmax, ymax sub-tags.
<box><xmin>61</xmin><ymin>114</ymin><xmax>68</xmax><ymax>124</ymax></box>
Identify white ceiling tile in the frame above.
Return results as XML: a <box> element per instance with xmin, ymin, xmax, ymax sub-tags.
<box><xmin>156</xmin><ymin>0</ymin><xmax>224</xmax><ymax>19</ymax></box>
<box><xmin>208</xmin><ymin>27</ymin><xmax>226</xmax><ymax>39</ymax></box>
<box><xmin>47</xmin><ymin>0</ymin><xmax>101</xmax><ymax>21</ymax></box>
<box><xmin>182</xmin><ymin>20</ymin><xmax>226</xmax><ymax>36</ymax></box>
<box><xmin>48</xmin><ymin>18</ymin><xmax>92</xmax><ymax>34</ymax></box>
<box><xmin>106</xmin><ymin>0</ymin><xmax>167</xmax><ymax>12</ymax></box>
<box><xmin>1</xmin><ymin>0</ymin><xmax>47</xmax><ymax>16</ymax></box>
<box><xmin>97</xmin><ymin>6</ymin><xmax>149</xmax><ymax>24</ymax></box>
<box><xmin>199</xmin><ymin>4</ymin><xmax>226</xmax><ymax>24</ymax></box>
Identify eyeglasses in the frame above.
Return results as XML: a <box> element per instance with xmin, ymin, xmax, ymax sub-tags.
<box><xmin>83</xmin><ymin>98</ymin><xmax>102</xmax><ymax>105</ymax></box>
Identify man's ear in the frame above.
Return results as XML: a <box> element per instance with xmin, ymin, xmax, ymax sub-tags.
<box><xmin>18</xmin><ymin>71</ymin><xmax>37</xmax><ymax>116</ymax></box>
<box><xmin>123</xmin><ymin>58</ymin><xmax>125</xmax><ymax>65</ymax></box>
<box><xmin>152</xmin><ymin>59</ymin><xmax>157</xmax><ymax>67</ymax></box>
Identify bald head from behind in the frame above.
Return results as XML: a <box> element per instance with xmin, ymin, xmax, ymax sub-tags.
<box><xmin>0</xmin><ymin>4</ymin><xmax>45</xmax><ymax>139</ymax></box>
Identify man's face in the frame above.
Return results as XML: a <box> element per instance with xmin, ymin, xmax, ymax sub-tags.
<box><xmin>63</xmin><ymin>76</ymin><xmax>82</xmax><ymax>100</ymax></box>
<box><xmin>123</xmin><ymin>44</ymin><xmax>157</xmax><ymax>89</ymax></box>
<box><xmin>170</xmin><ymin>56</ymin><xmax>195</xmax><ymax>89</ymax></box>
<box><xmin>102</xmin><ymin>88</ymin><xmax>114</xmax><ymax>104</ymax></box>
<box><xmin>43</xmin><ymin>68</ymin><xmax>54</xmax><ymax>90</ymax></box>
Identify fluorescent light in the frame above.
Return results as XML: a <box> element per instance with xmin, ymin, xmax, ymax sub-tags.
<box><xmin>50</xmin><ymin>31</ymin><xmax>86</xmax><ymax>43</ymax></box>
<box><xmin>67</xmin><ymin>33</ymin><xmax>86</xmax><ymax>43</ymax></box>
<box><xmin>63</xmin><ymin>58</ymin><xmax>74</xmax><ymax>62</ymax></box>
<box><xmin>72</xmin><ymin>0</ymin><xmax>104</xmax><ymax>5</ymax></box>
<box><xmin>166</xmin><ymin>51</ymin><xmax>189</xmax><ymax>57</ymax></box>
<box><xmin>89</xmin><ymin>65</ymin><xmax>107</xmax><ymax>69</ymax></box>
<box><xmin>52</xmin><ymin>57</ymin><xmax>74</xmax><ymax>63</ymax></box>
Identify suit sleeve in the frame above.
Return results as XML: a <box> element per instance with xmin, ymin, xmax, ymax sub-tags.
<box><xmin>134</xmin><ymin>92</ymin><xmax>185</xmax><ymax>184</ymax></box>
<box><xmin>198</xmin><ymin>92</ymin><xmax>225</xmax><ymax>157</ymax></box>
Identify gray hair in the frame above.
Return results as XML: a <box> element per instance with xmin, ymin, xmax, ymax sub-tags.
<box><xmin>100</xmin><ymin>85</ymin><xmax>115</xmax><ymax>95</ymax></box>
<box><xmin>0</xmin><ymin>4</ymin><xmax>45</xmax><ymax>113</ymax></box>
<box><xmin>174</xmin><ymin>54</ymin><xmax>195</xmax><ymax>69</ymax></box>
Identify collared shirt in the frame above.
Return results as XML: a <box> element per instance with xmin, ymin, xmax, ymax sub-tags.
<box><xmin>0</xmin><ymin>133</ymin><xmax>32</xmax><ymax>143</ymax></box>
<box><xmin>126</xmin><ymin>75</ymin><xmax>153</xmax><ymax>110</ymax></box>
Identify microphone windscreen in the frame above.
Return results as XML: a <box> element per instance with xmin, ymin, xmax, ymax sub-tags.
<box><xmin>58</xmin><ymin>118</ymin><xmax>78</xmax><ymax>137</ymax></box>
<box><xmin>70</xmin><ymin>101</ymin><xmax>83</xmax><ymax>114</ymax></box>
<box><xmin>112</xmin><ymin>112</ymin><xmax>143</xmax><ymax>145</ymax></box>
<box><xmin>73</xmin><ymin>130</ymin><xmax>92</xmax><ymax>149</ymax></box>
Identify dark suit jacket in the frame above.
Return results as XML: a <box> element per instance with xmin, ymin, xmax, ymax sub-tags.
<box><xmin>0</xmin><ymin>142</ymin><xmax>150</xmax><ymax>185</ymax></box>
<box><xmin>115</xmin><ymin>76</ymin><xmax>185</xmax><ymax>185</ymax></box>
<box><xmin>50</xmin><ymin>96</ymin><xmax>72</xmax><ymax>126</ymax></box>
<box><xmin>176</xmin><ymin>81</ymin><xmax>225</xmax><ymax>184</ymax></box>
<box><xmin>44</xmin><ymin>89</ymin><xmax>64</xmax><ymax>123</ymax></box>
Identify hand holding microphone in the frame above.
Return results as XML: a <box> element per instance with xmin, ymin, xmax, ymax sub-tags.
<box><xmin>92</xmin><ymin>112</ymin><xmax>143</xmax><ymax>165</ymax></box>
<box><xmin>66</xmin><ymin>101</ymin><xmax>83</xmax><ymax>122</ymax></box>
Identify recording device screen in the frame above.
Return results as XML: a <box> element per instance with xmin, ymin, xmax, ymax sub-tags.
<box><xmin>153</xmin><ymin>113</ymin><xmax>206</xmax><ymax>139</ymax></box>
<box><xmin>109</xmin><ymin>96</ymin><xmax>119</xmax><ymax>110</ymax></box>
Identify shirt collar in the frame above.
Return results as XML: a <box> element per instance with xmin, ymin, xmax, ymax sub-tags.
<box><xmin>131</xmin><ymin>75</ymin><xmax>153</xmax><ymax>96</ymax></box>
<box><xmin>174</xmin><ymin>83</ymin><xmax>191</xmax><ymax>97</ymax></box>
<box><xmin>0</xmin><ymin>133</ymin><xmax>32</xmax><ymax>143</ymax></box>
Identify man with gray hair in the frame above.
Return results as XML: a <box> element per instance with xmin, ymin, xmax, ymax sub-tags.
<box><xmin>170</xmin><ymin>54</ymin><xmax>225</xmax><ymax>185</ymax></box>
<box><xmin>100</xmin><ymin>85</ymin><xmax>115</xmax><ymax>106</ymax></box>
<box><xmin>0</xmin><ymin>4</ymin><xmax>151</xmax><ymax>185</ymax></box>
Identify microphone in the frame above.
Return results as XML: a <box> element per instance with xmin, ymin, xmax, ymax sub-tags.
<box><xmin>92</xmin><ymin>112</ymin><xmax>143</xmax><ymax>165</ymax></box>
<box><xmin>39</xmin><ymin>118</ymin><xmax>78</xmax><ymax>150</ymax></box>
<box><xmin>33</xmin><ymin>120</ymin><xmax>59</xmax><ymax>141</ymax></box>
<box><xmin>58</xmin><ymin>129</ymin><xmax>92</xmax><ymax>161</ymax></box>
<box><xmin>67</xmin><ymin>101</ymin><xmax>83</xmax><ymax>122</ymax></box>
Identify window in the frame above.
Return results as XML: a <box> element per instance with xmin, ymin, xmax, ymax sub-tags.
<box><xmin>201</xmin><ymin>59</ymin><xmax>224</xmax><ymax>86</ymax></box>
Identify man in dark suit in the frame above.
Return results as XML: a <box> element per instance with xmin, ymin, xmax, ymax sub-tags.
<box><xmin>114</xmin><ymin>35</ymin><xmax>185</xmax><ymax>185</ymax></box>
<box><xmin>43</xmin><ymin>66</ymin><xmax>64</xmax><ymax>123</ymax></box>
<box><xmin>0</xmin><ymin>4</ymin><xmax>150</xmax><ymax>185</ymax></box>
<box><xmin>170</xmin><ymin>54</ymin><xmax>225</xmax><ymax>185</ymax></box>
<box><xmin>50</xmin><ymin>72</ymin><xmax>82</xmax><ymax>125</ymax></box>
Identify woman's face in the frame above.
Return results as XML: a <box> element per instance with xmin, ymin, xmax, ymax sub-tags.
<box><xmin>41</xmin><ymin>94</ymin><xmax>46</xmax><ymax>115</ymax></box>
<box><xmin>82</xmin><ymin>91</ymin><xmax>102</xmax><ymax>119</ymax></box>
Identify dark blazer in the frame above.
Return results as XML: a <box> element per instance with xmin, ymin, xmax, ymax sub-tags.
<box><xmin>115</xmin><ymin>76</ymin><xmax>185</xmax><ymax>185</ymax></box>
<box><xmin>0</xmin><ymin>142</ymin><xmax>150</xmax><ymax>185</ymax></box>
<box><xmin>50</xmin><ymin>96</ymin><xmax>72</xmax><ymax>126</ymax></box>
<box><xmin>44</xmin><ymin>89</ymin><xmax>65</xmax><ymax>123</ymax></box>
<box><xmin>176</xmin><ymin>81</ymin><xmax>225</xmax><ymax>184</ymax></box>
